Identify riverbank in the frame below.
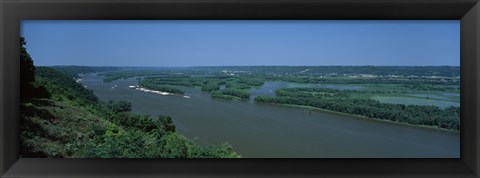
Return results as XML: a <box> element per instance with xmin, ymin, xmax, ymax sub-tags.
<box><xmin>274</xmin><ymin>103</ymin><xmax>460</xmax><ymax>133</ymax></box>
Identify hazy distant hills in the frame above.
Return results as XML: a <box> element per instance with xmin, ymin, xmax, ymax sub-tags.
<box><xmin>191</xmin><ymin>66</ymin><xmax>460</xmax><ymax>77</ymax></box>
<box><xmin>48</xmin><ymin>65</ymin><xmax>460</xmax><ymax>78</ymax></box>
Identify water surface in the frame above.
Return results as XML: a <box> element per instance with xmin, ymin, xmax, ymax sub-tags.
<box><xmin>81</xmin><ymin>74</ymin><xmax>460</xmax><ymax>158</ymax></box>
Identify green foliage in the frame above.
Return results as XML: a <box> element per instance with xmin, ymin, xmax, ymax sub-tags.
<box><xmin>105</xmin><ymin>70</ymin><xmax>266</xmax><ymax>95</ymax></box>
<box><xmin>210</xmin><ymin>88</ymin><xmax>250</xmax><ymax>100</ymax></box>
<box><xmin>20</xmin><ymin>37</ymin><xmax>35</xmax><ymax>88</ymax></box>
<box><xmin>211</xmin><ymin>91</ymin><xmax>239</xmax><ymax>100</ymax></box>
<box><xmin>84</xmin><ymin>128</ymin><xmax>147</xmax><ymax>158</ymax></box>
<box><xmin>219</xmin><ymin>88</ymin><xmax>250</xmax><ymax>99</ymax></box>
<box><xmin>107</xmin><ymin>100</ymin><xmax>132</xmax><ymax>112</ymax></box>
<box><xmin>35</xmin><ymin>67</ymin><xmax>98</xmax><ymax>104</ymax></box>
<box><xmin>141</xmin><ymin>75</ymin><xmax>197</xmax><ymax>87</ymax></box>
<box><xmin>256</xmin><ymin>88</ymin><xmax>460</xmax><ymax>131</ymax></box>
<box><xmin>189</xmin><ymin>143</ymin><xmax>240</xmax><ymax>158</ymax></box>
<box><xmin>21</xmin><ymin>98</ymin><xmax>239</xmax><ymax>158</ymax></box>
<box><xmin>201</xmin><ymin>83</ymin><xmax>220</xmax><ymax>92</ymax></box>
<box><xmin>194</xmin><ymin>66</ymin><xmax>460</xmax><ymax>77</ymax></box>
<box><xmin>20</xmin><ymin>99</ymin><xmax>107</xmax><ymax>158</ymax></box>
<box><xmin>107</xmin><ymin>112</ymin><xmax>175</xmax><ymax>135</ymax></box>
<box><xmin>101</xmin><ymin>70</ymin><xmax>170</xmax><ymax>82</ymax></box>
<box><xmin>20</xmin><ymin>37</ymin><xmax>41</xmax><ymax>98</ymax></box>
<box><xmin>52</xmin><ymin>66</ymin><xmax>119</xmax><ymax>79</ymax></box>
<box><xmin>138</xmin><ymin>80</ymin><xmax>185</xmax><ymax>94</ymax></box>
<box><xmin>158</xmin><ymin>115</ymin><xmax>176</xmax><ymax>132</ymax></box>
<box><xmin>159</xmin><ymin>133</ymin><xmax>193</xmax><ymax>158</ymax></box>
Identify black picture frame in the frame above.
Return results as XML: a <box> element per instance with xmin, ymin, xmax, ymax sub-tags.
<box><xmin>1</xmin><ymin>0</ymin><xmax>479</xmax><ymax>177</ymax></box>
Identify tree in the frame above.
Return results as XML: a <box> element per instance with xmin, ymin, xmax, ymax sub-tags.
<box><xmin>108</xmin><ymin>100</ymin><xmax>132</xmax><ymax>112</ymax></box>
<box><xmin>159</xmin><ymin>133</ymin><xmax>192</xmax><ymax>158</ymax></box>
<box><xmin>158</xmin><ymin>115</ymin><xmax>176</xmax><ymax>132</ymax></box>
<box><xmin>20</xmin><ymin>37</ymin><xmax>36</xmax><ymax>98</ymax></box>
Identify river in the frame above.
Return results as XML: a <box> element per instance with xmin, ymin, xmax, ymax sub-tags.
<box><xmin>81</xmin><ymin>74</ymin><xmax>460</xmax><ymax>158</ymax></box>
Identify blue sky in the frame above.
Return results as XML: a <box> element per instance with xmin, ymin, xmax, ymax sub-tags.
<box><xmin>21</xmin><ymin>20</ymin><xmax>459</xmax><ymax>67</ymax></box>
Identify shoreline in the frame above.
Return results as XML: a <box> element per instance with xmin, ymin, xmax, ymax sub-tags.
<box><xmin>134</xmin><ymin>86</ymin><xmax>172</xmax><ymax>96</ymax></box>
<box><xmin>130</xmin><ymin>85</ymin><xmax>189</xmax><ymax>98</ymax></box>
<box><xmin>90</xmin><ymin>74</ymin><xmax>459</xmax><ymax>133</ymax></box>
<box><xmin>268</xmin><ymin>103</ymin><xmax>459</xmax><ymax>133</ymax></box>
